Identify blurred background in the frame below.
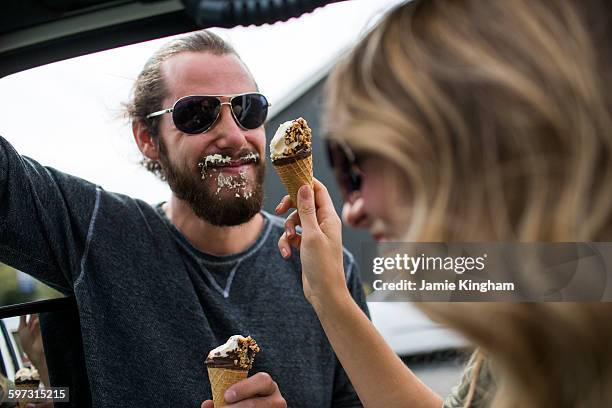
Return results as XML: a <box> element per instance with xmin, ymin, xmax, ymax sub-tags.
<box><xmin>0</xmin><ymin>266</ymin><xmax>62</xmax><ymax>306</ymax></box>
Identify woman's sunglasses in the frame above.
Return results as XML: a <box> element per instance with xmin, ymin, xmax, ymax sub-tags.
<box><xmin>147</xmin><ymin>93</ymin><xmax>270</xmax><ymax>134</ymax></box>
<box><xmin>326</xmin><ymin>139</ymin><xmax>363</xmax><ymax>195</ymax></box>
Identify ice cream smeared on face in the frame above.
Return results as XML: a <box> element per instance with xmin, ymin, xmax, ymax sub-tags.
<box><xmin>206</xmin><ymin>335</ymin><xmax>260</xmax><ymax>370</ymax></box>
<box><xmin>197</xmin><ymin>152</ymin><xmax>260</xmax><ymax>199</ymax></box>
<box><xmin>215</xmin><ymin>170</ymin><xmax>253</xmax><ymax>199</ymax></box>
<box><xmin>270</xmin><ymin>117</ymin><xmax>312</xmax><ymax>162</ymax></box>
<box><xmin>199</xmin><ymin>154</ymin><xmax>231</xmax><ymax>169</ymax></box>
<box><xmin>198</xmin><ymin>152</ymin><xmax>260</xmax><ymax>171</ymax></box>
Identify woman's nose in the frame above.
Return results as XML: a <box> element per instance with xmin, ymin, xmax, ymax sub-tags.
<box><xmin>342</xmin><ymin>194</ymin><xmax>369</xmax><ymax>228</ymax></box>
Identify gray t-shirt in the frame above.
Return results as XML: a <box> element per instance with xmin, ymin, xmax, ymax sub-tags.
<box><xmin>0</xmin><ymin>135</ymin><xmax>367</xmax><ymax>407</ymax></box>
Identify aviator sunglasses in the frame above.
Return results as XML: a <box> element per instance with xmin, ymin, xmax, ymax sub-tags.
<box><xmin>147</xmin><ymin>93</ymin><xmax>270</xmax><ymax>134</ymax></box>
<box><xmin>326</xmin><ymin>138</ymin><xmax>363</xmax><ymax>195</ymax></box>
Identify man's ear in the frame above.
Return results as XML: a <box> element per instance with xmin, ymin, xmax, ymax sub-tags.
<box><xmin>133</xmin><ymin>121</ymin><xmax>160</xmax><ymax>161</ymax></box>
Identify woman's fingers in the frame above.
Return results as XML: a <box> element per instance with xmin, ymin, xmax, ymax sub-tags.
<box><xmin>277</xmin><ymin>177</ymin><xmax>338</xmax><ymax>231</ymax></box>
<box><xmin>275</xmin><ymin>194</ymin><xmax>292</xmax><ymax>215</ymax></box>
<box><xmin>296</xmin><ymin>185</ymin><xmax>321</xmax><ymax>233</ymax></box>
<box><xmin>280</xmin><ymin>211</ymin><xmax>302</xmax><ymax>258</ymax></box>
<box><xmin>278</xmin><ymin>178</ymin><xmax>342</xmax><ymax>262</ymax></box>
<box><xmin>278</xmin><ymin>230</ymin><xmax>302</xmax><ymax>259</ymax></box>
<box><xmin>284</xmin><ymin>210</ymin><xmax>301</xmax><ymax>238</ymax></box>
<box><xmin>312</xmin><ymin>178</ymin><xmax>336</xmax><ymax>215</ymax></box>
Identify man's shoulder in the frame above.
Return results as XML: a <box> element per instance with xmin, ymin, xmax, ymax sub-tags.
<box><xmin>262</xmin><ymin>211</ymin><xmax>287</xmax><ymax>231</ymax></box>
<box><xmin>261</xmin><ymin>211</ymin><xmax>358</xmax><ymax>280</ymax></box>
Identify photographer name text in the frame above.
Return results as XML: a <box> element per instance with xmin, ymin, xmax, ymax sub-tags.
<box><xmin>373</xmin><ymin>279</ymin><xmax>515</xmax><ymax>293</ymax></box>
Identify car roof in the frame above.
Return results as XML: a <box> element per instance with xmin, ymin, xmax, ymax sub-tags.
<box><xmin>0</xmin><ymin>0</ymin><xmax>345</xmax><ymax>78</ymax></box>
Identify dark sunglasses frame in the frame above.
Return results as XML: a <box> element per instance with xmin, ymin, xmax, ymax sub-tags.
<box><xmin>325</xmin><ymin>138</ymin><xmax>363</xmax><ymax>195</ymax></box>
<box><xmin>146</xmin><ymin>93</ymin><xmax>271</xmax><ymax>134</ymax></box>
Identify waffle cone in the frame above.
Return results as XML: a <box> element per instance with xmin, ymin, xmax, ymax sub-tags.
<box><xmin>207</xmin><ymin>367</ymin><xmax>248</xmax><ymax>406</ymax></box>
<box><xmin>16</xmin><ymin>382</ymin><xmax>39</xmax><ymax>408</ymax></box>
<box><xmin>273</xmin><ymin>153</ymin><xmax>313</xmax><ymax>207</ymax></box>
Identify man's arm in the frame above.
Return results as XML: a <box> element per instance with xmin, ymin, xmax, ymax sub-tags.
<box><xmin>0</xmin><ymin>135</ymin><xmax>98</xmax><ymax>293</ymax></box>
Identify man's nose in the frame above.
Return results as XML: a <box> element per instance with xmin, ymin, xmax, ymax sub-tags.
<box><xmin>211</xmin><ymin>103</ymin><xmax>247</xmax><ymax>150</ymax></box>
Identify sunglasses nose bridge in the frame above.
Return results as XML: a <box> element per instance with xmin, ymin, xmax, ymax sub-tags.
<box><xmin>212</xmin><ymin>101</ymin><xmax>249</xmax><ymax>142</ymax></box>
<box><xmin>218</xmin><ymin>101</ymin><xmax>236</xmax><ymax>122</ymax></box>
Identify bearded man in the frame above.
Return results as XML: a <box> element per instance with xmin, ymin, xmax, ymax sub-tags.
<box><xmin>0</xmin><ymin>30</ymin><xmax>367</xmax><ymax>407</ymax></box>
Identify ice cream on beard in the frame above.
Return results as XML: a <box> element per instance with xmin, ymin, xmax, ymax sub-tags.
<box><xmin>197</xmin><ymin>152</ymin><xmax>260</xmax><ymax>199</ymax></box>
<box><xmin>270</xmin><ymin>117</ymin><xmax>314</xmax><ymax>206</ymax></box>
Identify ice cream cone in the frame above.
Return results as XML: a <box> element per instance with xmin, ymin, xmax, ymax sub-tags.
<box><xmin>16</xmin><ymin>382</ymin><xmax>39</xmax><ymax>408</ymax></box>
<box><xmin>270</xmin><ymin>117</ymin><xmax>314</xmax><ymax>206</ymax></box>
<box><xmin>14</xmin><ymin>367</ymin><xmax>40</xmax><ymax>408</ymax></box>
<box><xmin>273</xmin><ymin>150</ymin><xmax>313</xmax><ymax>207</ymax></box>
<box><xmin>207</xmin><ymin>367</ymin><xmax>248</xmax><ymax>406</ymax></box>
<box><xmin>206</xmin><ymin>335</ymin><xmax>260</xmax><ymax>407</ymax></box>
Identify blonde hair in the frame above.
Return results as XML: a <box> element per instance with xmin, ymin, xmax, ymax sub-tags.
<box><xmin>324</xmin><ymin>0</ymin><xmax>612</xmax><ymax>406</ymax></box>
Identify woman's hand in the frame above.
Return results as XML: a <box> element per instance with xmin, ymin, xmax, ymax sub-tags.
<box><xmin>277</xmin><ymin>182</ymin><xmax>443</xmax><ymax>408</ymax></box>
<box><xmin>276</xmin><ymin>179</ymin><xmax>350</xmax><ymax>308</ymax></box>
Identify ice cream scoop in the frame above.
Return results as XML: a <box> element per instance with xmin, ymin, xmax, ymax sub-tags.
<box><xmin>206</xmin><ymin>335</ymin><xmax>260</xmax><ymax>370</ymax></box>
<box><xmin>14</xmin><ymin>367</ymin><xmax>39</xmax><ymax>384</ymax></box>
<box><xmin>270</xmin><ymin>117</ymin><xmax>312</xmax><ymax>162</ymax></box>
<box><xmin>14</xmin><ymin>367</ymin><xmax>40</xmax><ymax>408</ymax></box>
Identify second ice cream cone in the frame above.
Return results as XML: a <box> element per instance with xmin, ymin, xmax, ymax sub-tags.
<box><xmin>206</xmin><ymin>335</ymin><xmax>260</xmax><ymax>407</ymax></box>
<box><xmin>14</xmin><ymin>367</ymin><xmax>40</xmax><ymax>408</ymax></box>
<box><xmin>17</xmin><ymin>383</ymin><xmax>39</xmax><ymax>408</ymax></box>
<box><xmin>207</xmin><ymin>367</ymin><xmax>248</xmax><ymax>406</ymax></box>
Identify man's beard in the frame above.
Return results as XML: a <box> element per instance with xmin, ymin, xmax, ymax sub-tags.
<box><xmin>158</xmin><ymin>138</ymin><xmax>265</xmax><ymax>227</ymax></box>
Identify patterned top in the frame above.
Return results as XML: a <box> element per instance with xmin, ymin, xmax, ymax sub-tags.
<box><xmin>0</xmin><ymin>374</ymin><xmax>8</xmax><ymax>403</ymax></box>
<box><xmin>443</xmin><ymin>351</ymin><xmax>496</xmax><ymax>408</ymax></box>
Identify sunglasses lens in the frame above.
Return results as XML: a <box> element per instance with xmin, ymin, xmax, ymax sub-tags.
<box><xmin>231</xmin><ymin>93</ymin><xmax>269</xmax><ymax>129</ymax></box>
<box><xmin>326</xmin><ymin>140</ymin><xmax>362</xmax><ymax>194</ymax></box>
<box><xmin>173</xmin><ymin>96</ymin><xmax>220</xmax><ymax>134</ymax></box>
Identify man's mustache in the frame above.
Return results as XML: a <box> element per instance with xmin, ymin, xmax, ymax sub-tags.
<box><xmin>197</xmin><ymin>150</ymin><xmax>261</xmax><ymax>170</ymax></box>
